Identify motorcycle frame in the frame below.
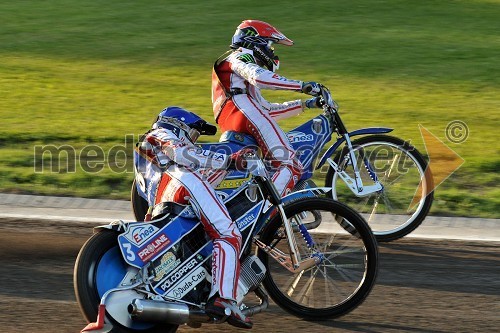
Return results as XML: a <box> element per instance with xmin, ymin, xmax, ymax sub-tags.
<box><xmin>97</xmin><ymin>158</ymin><xmax>324</xmax><ymax>301</ymax></box>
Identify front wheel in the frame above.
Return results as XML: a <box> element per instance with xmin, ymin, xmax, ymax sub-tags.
<box><xmin>257</xmin><ymin>198</ymin><xmax>378</xmax><ymax>320</ymax></box>
<box><xmin>325</xmin><ymin>135</ymin><xmax>434</xmax><ymax>242</ymax></box>
<box><xmin>74</xmin><ymin>230</ymin><xmax>178</xmax><ymax>333</ymax></box>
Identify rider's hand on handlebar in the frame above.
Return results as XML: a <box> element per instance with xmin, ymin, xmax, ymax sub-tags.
<box><xmin>301</xmin><ymin>81</ymin><xmax>323</xmax><ymax>96</ymax></box>
<box><xmin>228</xmin><ymin>148</ymin><xmax>255</xmax><ymax>170</ymax></box>
<box><xmin>304</xmin><ymin>96</ymin><xmax>325</xmax><ymax>109</ymax></box>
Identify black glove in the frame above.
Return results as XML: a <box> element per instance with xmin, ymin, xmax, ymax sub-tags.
<box><xmin>304</xmin><ymin>97</ymin><xmax>324</xmax><ymax>109</ymax></box>
<box><xmin>301</xmin><ymin>81</ymin><xmax>323</xmax><ymax>96</ymax></box>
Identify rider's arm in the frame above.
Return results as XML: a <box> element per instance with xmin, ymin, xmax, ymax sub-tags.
<box><xmin>249</xmin><ymin>88</ymin><xmax>304</xmax><ymax>121</ymax></box>
<box><xmin>145</xmin><ymin>129</ymin><xmax>230</xmax><ymax>170</ymax></box>
<box><xmin>268</xmin><ymin>100</ymin><xmax>304</xmax><ymax>121</ymax></box>
<box><xmin>228</xmin><ymin>52</ymin><xmax>303</xmax><ymax>91</ymax></box>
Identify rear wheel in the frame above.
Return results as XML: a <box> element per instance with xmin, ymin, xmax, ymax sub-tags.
<box><xmin>257</xmin><ymin>198</ymin><xmax>378</xmax><ymax>319</ymax></box>
<box><xmin>325</xmin><ymin>135</ymin><xmax>434</xmax><ymax>242</ymax></box>
<box><xmin>74</xmin><ymin>230</ymin><xmax>178</xmax><ymax>333</ymax></box>
<box><xmin>131</xmin><ymin>179</ymin><xmax>148</xmax><ymax>221</ymax></box>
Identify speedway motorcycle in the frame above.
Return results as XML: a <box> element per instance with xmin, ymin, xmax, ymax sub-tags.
<box><xmin>133</xmin><ymin>86</ymin><xmax>434</xmax><ymax>242</ymax></box>
<box><xmin>75</xmin><ymin>153</ymin><xmax>378</xmax><ymax>332</ymax></box>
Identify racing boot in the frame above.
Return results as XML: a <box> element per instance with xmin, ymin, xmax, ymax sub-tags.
<box><xmin>205</xmin><ymin>296</ymin><xmax>253</xmax><ymax>329</ymax></box>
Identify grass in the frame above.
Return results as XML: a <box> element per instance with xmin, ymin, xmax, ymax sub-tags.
<box><xmin>0</xmin><ymin>0</ymin><xmax>499</xmax><ymax>217</ymax></box>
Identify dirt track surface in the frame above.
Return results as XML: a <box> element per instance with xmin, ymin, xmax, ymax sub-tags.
<box><xmin>0</xmin><ymin>221</ymin><xmax>498</xmax><ymax>333</ymax></box>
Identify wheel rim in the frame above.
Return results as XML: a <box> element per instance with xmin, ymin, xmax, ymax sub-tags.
<box><xmin>96</xmin><ymin>247</ymin><xmax>129</xmax><ymax>297</ymax></box>
<box><xmin>94</xmin><ymin>245</ymin><xmax>154</xmax><ymax>330</ymax></box>
<box><xmin>263</xmin><ymin>204</ymin><xmax>375</xmax><ymax>313</ymax></box>
<box><xmin>331</xmin><ymin>140</ymin><xmax>429</xmax><ymax>236</ymax></box>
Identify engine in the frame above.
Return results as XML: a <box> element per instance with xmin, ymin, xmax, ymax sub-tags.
<box><xmin>236</xmin><ymin>255</ymin><xmax>267</xmax><ymax>304</ymax></box>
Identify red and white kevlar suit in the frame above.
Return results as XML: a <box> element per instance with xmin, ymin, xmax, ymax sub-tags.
<box><xmin>135</xmin><ymin>127</ymin><xmax>241</xmax><ymax>301</ymax></box>
<box><xmin>212</xmin><ymin>48</ymin><xmax>305</xmax><ymax>196</ymax></box>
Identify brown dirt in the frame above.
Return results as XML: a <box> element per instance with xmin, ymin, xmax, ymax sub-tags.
<box><xmin>0</xmin><ymin>221</ymin><xmax>498</xmax><ymax>333</ymax></box>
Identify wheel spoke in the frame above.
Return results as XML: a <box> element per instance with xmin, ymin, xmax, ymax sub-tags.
<box><xmin>259</xmin><ymin>198</ymin><xmax>378</xmax><ymax>319</ymax></box>
<box><xmin>328</xmin><ymin>135</ymin><xmax>433</xmax><ymax>241</ymax></box>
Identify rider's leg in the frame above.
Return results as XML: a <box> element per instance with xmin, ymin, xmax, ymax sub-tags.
<box><xmin>156</xmin><ymin>166</ymin><xmax>253</xmax><ymax>328</ymax></box>
<box><xmin>221</xmin><ymin>96</ymin><xmax>303</xmax><ymax>196</ymax></box>
<box><xmin>156</xmin><ymin>166</ymin><xmax>242</xmax><ymax>301</ymax></box>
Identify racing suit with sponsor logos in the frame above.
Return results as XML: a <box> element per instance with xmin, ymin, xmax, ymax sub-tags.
<box><xmin>212</xmin><ymin>48</ymin><xmax>305</xmax><ymax>196</ymax></box>
<box><xmin>134</xmin><ymin>127</ymin><xmax>241</xmax><ymax>301</ymax></box>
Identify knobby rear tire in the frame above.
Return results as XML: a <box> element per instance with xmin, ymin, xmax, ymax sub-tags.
<box><xmin>74</xmin><ymin>230</ymin><xmax>178</xmax><ymax>333</ymax></box>
<box><xmin>131</xmin><ymin>179</ymin><xmax>148</xmax><ymax>221</ymax></box>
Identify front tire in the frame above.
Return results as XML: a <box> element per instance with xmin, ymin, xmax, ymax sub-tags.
<box><xmin>325</xmin><ymin>135</ymin><xmax>434</xmax><ymax>242</ymax></box>
<box><xmin>257</xmin><ymin>198</ymin><xmax>378</xmax><ymax>320</ymax></box>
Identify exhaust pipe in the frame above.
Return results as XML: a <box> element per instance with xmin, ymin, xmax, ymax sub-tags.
<box><xmin>128</xmin><ymin>299</ymin><xmax>207</xmax><ymax>325</ymax></box>
<box><xmin>129</xmin><ymin>288</ymin><xmax>269</xmax><ymax>326</ymax></box>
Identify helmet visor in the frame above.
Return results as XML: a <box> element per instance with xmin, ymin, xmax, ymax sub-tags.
<box><xmin>189</xmin><ymin>128</ymin><xmax>200</xmax><ymax>143</ymax></box>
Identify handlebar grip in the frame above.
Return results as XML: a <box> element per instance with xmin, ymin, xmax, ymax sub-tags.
<box><xmin>303</xmin><ymin>84</ymin><xmax>313</xmax><ymax>94</ymax></box>
<box><xmin>302</xmin><ymin>82</ymin><xmax>324</xmax><ymax>97</ymax></box>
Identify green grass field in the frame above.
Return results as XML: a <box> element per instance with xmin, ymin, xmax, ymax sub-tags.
<box><xmin>1</xmin><ymin>0</ymin><xmax>499</xmax><ymax>217</ymax></box>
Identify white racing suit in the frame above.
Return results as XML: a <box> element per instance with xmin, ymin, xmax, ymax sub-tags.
<box><xmin>134</xmin><ymin>128</ymin><xmax>241</xmax><ymax>301</ymax></box>
<box><xmin>212</xmin><ymin>48</ymin><xmax>305</xmax><ymax>196</ymax></box>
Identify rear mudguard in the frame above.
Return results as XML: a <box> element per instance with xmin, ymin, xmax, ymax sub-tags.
<box><xmin>93</xmin><ymin>220</ymin><xmax>128</xmax><ymax>233</ymax></box>
<box><xmin>316</xmin><ymin>127</ymin><xmax>393</xmax><ymax>169</ymax></box>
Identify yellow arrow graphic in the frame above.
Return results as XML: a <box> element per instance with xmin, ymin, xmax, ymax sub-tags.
<box><xmin>410</xmin><ymin>125</ymin><xmax>465</xmax><ymax>209</ymax></box>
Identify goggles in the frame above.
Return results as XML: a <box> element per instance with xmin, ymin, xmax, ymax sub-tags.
<box><xmin>155</xmin><ymin>116</ymin><xmax>201</xmax><ymax>143</ymax></box>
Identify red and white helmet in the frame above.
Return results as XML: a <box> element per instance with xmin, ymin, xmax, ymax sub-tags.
<box><xmin>230</xmin><ymin>20</ymin><xmax>294</xmax><ymax>72</ymax></box>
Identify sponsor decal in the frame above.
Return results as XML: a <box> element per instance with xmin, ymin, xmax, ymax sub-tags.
<box><xmin>237</xmin><ymin>53</ymin><xmax>256</xmax><ymax>64</ymax></box>
<box><xmin>234</xmin><ymin>133</ymin><xmax>245</xmax><ymax>142</ymax></box>
<box><xmin>216</xmin><ymin>176</ymin><xmax>251</xmax><ymax>189</ymax></box>
<box><xmin>210</xmin><ymin>152</ymin><xmax>226</xmax><ymax>162</ymax></box>
<box><xmin>255</xmin><ymin>67</ymin><xmax>266</xmax><ymax>75</ymax></box>
<box><xmin>126</xmin><ymin>224</ymin><xmax>159</xmax><ymax>246</ymax></box>
<box><xmin>189</xmin><ymin>148</ymin><xmax>226</xmax><ymax>162</ymax></box>
<box><xmin>253</xmin><ymin>47</ymin><xmax>272</xmax><ymax>64</ymax></box>
<box><xmin>211</xmin><ymin>251</ymin><xmax>218</xmax><ymax>288</ymax></box>
<box><xmin>288</xmin><ymin>131</ymin><xmax>314</xmax><ymax>143</ymax></box>
<box><xmin>138</xmin><ymin>234</ymin><xmax>171</xmax><ymax>262</ymax></box>
<box><xmin>271</xmin><ymin>73</ymin><xmax>284</xmax><ymax>80</ymax></box>
<box><xmin>159</xmin><ymin>257</ymin><xmax>199</xmax><ymax>291</ymax></box>
<box><xmin>271</xmin><ymin>74</ymin><xmax>300</xmax><ymax>83</ymax></box>
<box><xmin>166</xmin><ymin>266</ymin><xmax>208</xmax><ymax>300</ymax></box>
<box><xmin>237</xmin><ymin>212</ymin><xmax>256</xmax><ymax>230</ymax></box>
<box><xmin>153</xmin><ymin>252</ymin><xmax>181</xmax><ymax>282</ymax></box>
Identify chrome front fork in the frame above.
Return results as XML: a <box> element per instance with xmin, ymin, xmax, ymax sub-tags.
<box><xmin>254</xmin><ymin>203</ymin><xmax>320</xmax><ymax>274</ymax></box>
<box><xmin>327</xmin><ymin>134</ymin><xmax>383</xmax><ymax>197</ymax></box>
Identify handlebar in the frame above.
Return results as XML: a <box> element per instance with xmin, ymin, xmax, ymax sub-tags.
<box><xmin>302</xmin><ymin>82</ymin><xmax>338</xmax><ymax>111</ymax></box>
<box><xmin>244</xmin><ymin>152</ymin><xmax>268</xmax><ymax>178</ymax></box>
<box><xmin>318</xmin><ymin>85</ymin><xmax>339</xmax><ymax>112</ymax></box>
<box><xmin>318</xmin><ymin>85</ymin><xmax>347</xmax><ymax>134</ymax></box>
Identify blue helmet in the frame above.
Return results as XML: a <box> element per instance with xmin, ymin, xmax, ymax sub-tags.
<box><xmin>153</xmin><ymin>106</ymin><xmax>217</xmax><ymax>142</ymax></box>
